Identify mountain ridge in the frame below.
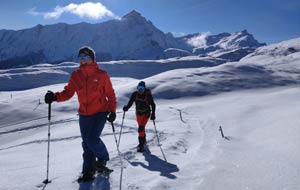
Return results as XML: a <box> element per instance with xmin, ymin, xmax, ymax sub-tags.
<box><xmin>0</xmin><ymin>10</ymin><xmax>265</xmax><ymax>69</ymax></box>
<box><xmin>1</xmin><ymin>38</ymin><xmax>299</xmax><ymax>92</ymax></box>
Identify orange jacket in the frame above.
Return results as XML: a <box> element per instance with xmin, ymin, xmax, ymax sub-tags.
<box><xmin>55</xmin><ymin>62</ymin><xmax>117</xmax><ymax>115</ymax></box>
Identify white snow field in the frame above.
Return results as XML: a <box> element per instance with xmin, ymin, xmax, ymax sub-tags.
<box><xmin>1</xmin><ymin>83</ymin><xmax>300</xmax><ymax>190</ymax></box>
<box><xmin>0</xmin><ymin>38</ymin><xmax>300</xmax><ymax>190</ymax></box>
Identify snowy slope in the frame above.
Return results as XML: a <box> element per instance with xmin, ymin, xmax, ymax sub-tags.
<box><xmin>243</xmin><ymin>38</ymin><xmax>300</xmax><ymax>58</ymax></box>
<box><xmin>0</xmin><ymin>38</ymin><xmax>299</xmax><ymax>94</ymax></box>
<box><xmin>159</xmin><ymin>48</ymin><xmax>193</xmax><ymax>59</ymax></box>
<box><xmin>1</xmin><ymin>82</ymin><xmax>300</xmax><ymax>190</ymax></box>
<box><xmin>130</xmin><ymin>38</ymin><xmax>300</xmax><ymax>99</ymax></box>
<box><xmin>0</xmin><ymin>38</ymin><xmax>300</xmax><ymax>190</ymax></box>
<box><xmin>0</xmin><ymin>57</ymin><xmax>225</xmax><ymax>91</ymax></box>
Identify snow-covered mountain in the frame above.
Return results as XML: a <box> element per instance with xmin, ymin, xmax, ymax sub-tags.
<box><xmin>0</xmin><ymin>10</ymin><xmax>181</xmax><ymax>69</ymax></box>
<box><xmin>178</xmin><ymin>30</ymin><xmax>266</xmax><ymax>61</ymax></box>
<box><xmin>0</xmin><ymin>10</ymin><xmax>264</xmax><ymax>69</ymax></box>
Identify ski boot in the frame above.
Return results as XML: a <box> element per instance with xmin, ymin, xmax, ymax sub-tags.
<box><xmin>137</xmin><ymin>144</ymin><xmax>145</xmax><ymax>152</ymax></box>
<box><xmin>95</xmin><ymin>161</ymin><xmax>113</xmax><ymax>175</ymax></box>
<box><xmin>77</xmin><ymin>171</ymin><xmax>95</xmax><ymax>183</ymax></box>
<box><xmin>137</xmin><ymin>136</ymin><xmax>146</xmax><ymax>152</ymax></box>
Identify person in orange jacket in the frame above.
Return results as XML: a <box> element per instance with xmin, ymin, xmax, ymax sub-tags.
<box><xmin>123</xmin><ymin>81</ymin><xmax>156</xmax><ymax>152</ymax></box>
<box><xmin>44</xmin><ymin>46</ymin><xmax>116</xmax><ymax>182</ymax></box>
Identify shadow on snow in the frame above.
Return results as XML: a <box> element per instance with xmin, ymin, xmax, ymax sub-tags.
<box><xmin>130</xmin><ymin>148</ymin><xmax>179</xmax><ymax>179</ymax></box>
<box><xmin>78</xmin><ymin>175</ymin><xmax>110</xmax><ymax>190</ymax></box>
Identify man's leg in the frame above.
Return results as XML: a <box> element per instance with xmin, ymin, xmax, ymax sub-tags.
<box><xmin>86</xmin><ymin>112</ymin><xmax>109</xmax><ymax>164</ymax></box>
<box><xmin>136</xmin><ymin>113</ymin><xmax>150</xmax><ymax>150</ymax></box>
<box><xmin>79</xmin><ymin>115</ymin><xmax>96</xmax><ymax>175</ymax></box>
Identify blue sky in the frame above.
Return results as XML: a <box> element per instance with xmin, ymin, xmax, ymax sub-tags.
<box><xmin>0</xmin><ymin>0</ymin><xmax>299</xmax><ymax>44</ymax></box>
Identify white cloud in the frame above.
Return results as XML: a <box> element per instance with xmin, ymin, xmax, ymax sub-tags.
<box><xmin>29</xmin><ymin>2</ymin><xmax>119</xmax><ymax>20</ymax></box>
<box><xmin>187</xmin><ymin>32</ymin><xmax>211</xmax><ymax>47</ymax></box>
<box><xmin>44</xmin><ymin>6</ymin><xmax>65</xmax><ymax>19</ymax></box>
<box><xmin>28</xmin><ymin>7</ymin><xmax>41</xmax><ymax>16</ymax></box>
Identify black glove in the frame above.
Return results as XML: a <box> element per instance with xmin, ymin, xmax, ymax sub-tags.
<box><xmin>107</xmin><ymin>112</ymin><xmax>116</xmax><ymax>122</ymax></box>
<box><xmin>123</xmin><ymin>105</ymin><xmax>129</xmax><ymax>112</ymax></box>
<box><xmin>150</xmin><ymin>113</ymin><xmax>156</xmax><ymax>120</ymax></box>
<box><xmin>45</xmin><ymin>91</ymin><xmax>56</xmax><ymax>104</ymax></box>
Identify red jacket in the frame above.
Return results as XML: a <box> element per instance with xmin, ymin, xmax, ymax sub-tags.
<box><xmin>55</xmin><ymin>62</ymin><xmax>117</xmax><ymax>115</ymax></box>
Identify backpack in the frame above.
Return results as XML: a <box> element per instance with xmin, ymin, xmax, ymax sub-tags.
<box><xmin>135</xmin><ymin>89</ymin><xmax>151</xmax><ymax>115</ymax></box>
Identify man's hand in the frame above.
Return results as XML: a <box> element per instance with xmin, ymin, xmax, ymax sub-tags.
<box><xmin>107</xmin><ymin>112</ymin><xmax>116</xmax><ymax>122</ymax></box>
<box><xmin>150</xmin><ymin>113</ymin><xmax>156</xmax><ymax>120</ymax></box>
<box><xmin>45</xmin><ymin>91</ymin><xmax>56</xmax><ymax>104</ymax></box>
<box><xmin>123</xmin><ymin>106</ymin><xmax>129</xmax><ymax>112</ymax></box>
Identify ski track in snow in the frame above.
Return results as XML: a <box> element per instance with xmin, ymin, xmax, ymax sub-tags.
<box><xmin>0</xmin><ymin>100</ymin><xmax>221</xmax><ymax>190</ymax></box>
<box><xmin>1</xmin><ymin>85</ymin><xmax>300</xmax><ymax>189</ymax></box>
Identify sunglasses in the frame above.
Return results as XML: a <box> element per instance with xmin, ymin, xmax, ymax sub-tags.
<box><xmin>77</xmin><ymin>55</ymin><xmax>89</xmax><ymax>61</ymax></box>
<box><xmin>137</xmin><ymin>86</ymin><xmax>145</xmax><ymax>90</ymax></box>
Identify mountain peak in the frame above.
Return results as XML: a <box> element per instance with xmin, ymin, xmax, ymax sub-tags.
<box><xmin>240</xmin><ymin>29</ymin><xmax>249</xmax><ymax>34</ymax></box>
<box><xmin>122</xmin><ymin>10</ymin><xmax>144</xmax><ymax>20</ymax></box>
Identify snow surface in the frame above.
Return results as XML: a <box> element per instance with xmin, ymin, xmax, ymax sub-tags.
<box><xmin>0</xmin><ymin>38</ymin><xmax>300</xmax><ymax>190</ymax></box>
<box><xmin>1</xmin><ymin>83</ymin><xmax>300</xmax><ymax>190</ymax></box>
<box><xmin>0</xmin><ymin>57</ymin><xmax>224</xmax><ymax>91</ymax></box>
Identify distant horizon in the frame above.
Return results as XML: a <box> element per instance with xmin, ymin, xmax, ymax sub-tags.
<box><xmin>1</xmin><ymin>0</ymin><xmax>300</xmax><ymax>44</ymax></box>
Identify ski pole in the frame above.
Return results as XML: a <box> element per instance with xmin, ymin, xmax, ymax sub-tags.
<box><xmin>117</xmin><ymin>111</ymin><xmax>125</xmax><ymax>148</ymax></box>
<box><xmin>43</xmin><ymin>102</ymin><xmax>52</xmax><ymax>184</ymax></box>
<box><xmin>110</xmin><ymin>122</ymin><xmax>123</xmax><ymax>164</ymax></box>
<box><xmin>110</xmin><ymin>121</ymin><xmax>124</xmax><ymax>190</ymax></box>
<box><xmin>153</xmin><ymin>120</ymin><xmax>167</xmax><ymax>162</ymax></box>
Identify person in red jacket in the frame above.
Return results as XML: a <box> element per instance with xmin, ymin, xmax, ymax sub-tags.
<box><xmin>44</xmin><ymin>46</ymin><xmax>116</xmax><ymax>182</ymax></box>
<box><xmin>123</xmin><ymin>81</ymin><xmax>156</xmax><ymax>152</ymax></box>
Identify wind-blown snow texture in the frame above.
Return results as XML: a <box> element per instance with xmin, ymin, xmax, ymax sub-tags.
<box><xmin>0</xmin><ymin>38</ymin><xmax>300</xmax><ymax>190</ymax></box>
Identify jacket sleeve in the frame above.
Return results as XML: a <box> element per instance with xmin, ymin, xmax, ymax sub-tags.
<box><xmin>148</xmin><ymin>90</ymin><xmax>156</xmax><ymax>114</ymax></box>
<box><xmin>104</xmin><ymin>73</ymin><xmax>117</xmax><ymax>112</ymax></box>
<box><xmin>126</xmin><ymin>92</ymin><xmax>136</xmax><ymax>109</ymax></box>
<box><xmin>55</xmin><ymin>72</ymin><xmax>76</xmax><ymax>102</ymax></box>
